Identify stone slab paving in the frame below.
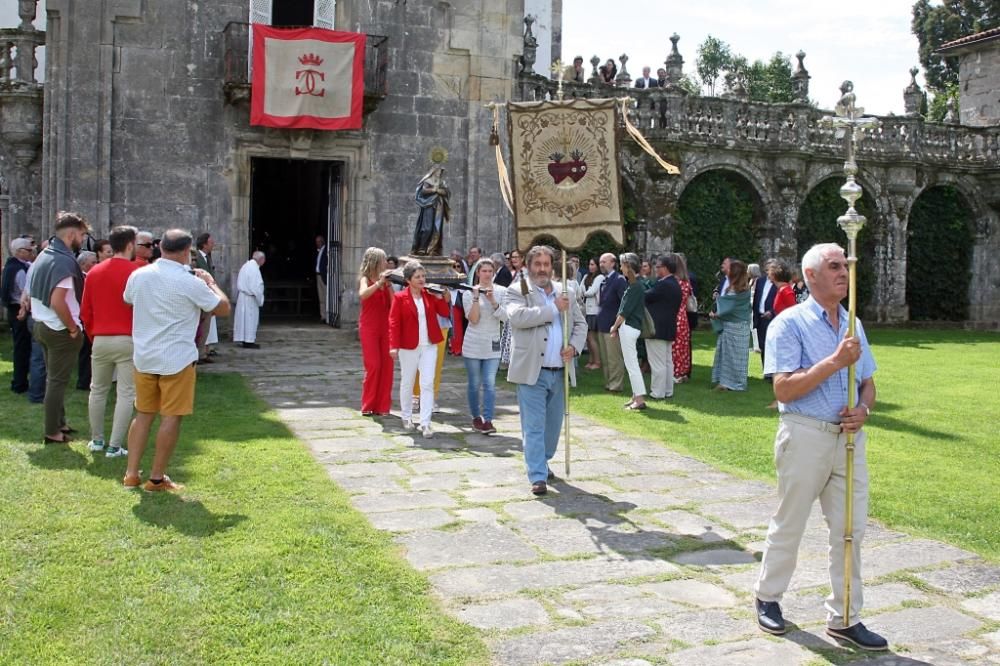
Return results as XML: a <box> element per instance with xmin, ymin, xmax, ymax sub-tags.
<box><xmin>206</xmin><ymin>326</ymin><xmax>1000</xmax><ymax>664</ymax></box>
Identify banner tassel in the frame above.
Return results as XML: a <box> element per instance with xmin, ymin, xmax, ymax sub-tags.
<box><xmin>489</xmin><ymin>103</ymin><xmax>515</xmax><ymax>215</ymax></box>
<box><xmin>619</xmin><ymin>98</ymin><xmax>681</xmax><ymax>175</ymax></box>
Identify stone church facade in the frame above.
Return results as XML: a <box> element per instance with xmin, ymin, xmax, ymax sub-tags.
<box><xmin>1</xmin><ymin>0</ymin><xmax>556</xmax><ymax>324</ymax></box>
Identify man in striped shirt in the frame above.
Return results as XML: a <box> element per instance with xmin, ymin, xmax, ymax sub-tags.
<box><xmin>123</xmin><ymin>229</ymin><xmax>231</xmax><ymax>491</ymax></box>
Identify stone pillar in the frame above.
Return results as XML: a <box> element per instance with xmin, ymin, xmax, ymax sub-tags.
<box><xmin>903</xmin><ymin>67</ymin><xmax>923</xmax><ymax>117</ymax></box>
<box><xmin>792</xmin><ymin>51</ymin><xmax>809</xmax><ymax>104</ymax></box>
<box><xmin>664</xmin><ymin>34</ymin><xmax>683</xmax><ymax>87</ymax></box>
<box><xmin>875</xmin><ymin>188</ymin><xmax>913</xmax><ymax>322</ymax></box>
<box><xmin>969</xmin><ymin>210</ymin><xmax>1000</xmax><ymax>323</ymax></box>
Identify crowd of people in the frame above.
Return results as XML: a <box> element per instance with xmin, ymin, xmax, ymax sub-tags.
<box><xmin>358</xmin><ymin>243</ymin><xmax>818</xmax><ymax>469</ymax></box>
<box><xmin>0</xmin><ymin>213</ymin><xmax>278</xmax><ymax>491</ymax></box>
<box><xmin>561</xmin><ymin>55</ymin><xmax>672</xmax><ymax>89</ymax></box>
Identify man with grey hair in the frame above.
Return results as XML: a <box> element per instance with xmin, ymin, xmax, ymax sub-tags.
<box><xmin>123</xmin><ymin>228</ymin><xmax>231</xmax><ymax>491</ymax></box>
<box><xmin>506</xmin><ymin>245</ymin><xmax>587</xmax><ymax>495</ymax></box>
<box><xmin>1</xmin><ymin>236</ymin><xmax>36</xmax><ymax>394</ymax></box>
<box><xmin>234</xmin><ymin>251</ymin><xmax>266</xmax><ymax>349</ymax></box>
<box><xmin>134</xmin><ymin>231</ymin><xmax>154</xmax><ymax>266</ymax></box>
<box><xmin>753</xmin><ymin>242</ymin><xmax>886</xmax><ymax>651</ymax></box>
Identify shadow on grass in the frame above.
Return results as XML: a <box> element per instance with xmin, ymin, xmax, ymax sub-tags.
<box><xmin>866</xmin><ymin>328</ymin><xmax>999</xmax><ymax>349</ymax></box>
<box><xmin>133</xmin><ymin>491</ymin><xmax>246</xmax><ymax>537</ymax></box>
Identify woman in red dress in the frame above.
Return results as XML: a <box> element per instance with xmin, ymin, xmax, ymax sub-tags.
<box><xmin>770</xmin><ymin>262</ymin><xmax>797</xmax><ymax>316</ymax></box>
<box><xmin>672</xmin><ymin>254</ymin><xmax>693</xmax><ymax>382</ymax></box>
<box><xmin>358</xmin><ymin>247</ymin><xmax>394</xmax><ymax>416</ymax></box>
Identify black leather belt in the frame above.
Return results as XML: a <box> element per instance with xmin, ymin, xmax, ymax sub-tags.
<box><xmin>541</xmin><ymin>366</ymin><xmax>563</xmax><ymax>371</ymax></box>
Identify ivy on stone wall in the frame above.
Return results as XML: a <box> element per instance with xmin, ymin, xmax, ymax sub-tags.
<box><xmin>906</xmin><ymin>186</ymin><xmax>974</xmax><ymax>321</ymax></box>
<box><xmin>796</xmin><ymin>178</ymin><xmax>878</xmax><ymax>316</ymax></box>
<box><xmin>674</xmin><ymin>171</ymin><xmax>762</xmax><ymax>309</ymax></box>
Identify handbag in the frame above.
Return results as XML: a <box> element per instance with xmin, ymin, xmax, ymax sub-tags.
<box><xmin>687</xmin><ymin>292</ymin><xmax>698</xmax><ymax>313</ymax></box>
<box><xmin>640</xmin><ymin>307</ymin><xmax>656</xmax><ymax>339</ymax></box>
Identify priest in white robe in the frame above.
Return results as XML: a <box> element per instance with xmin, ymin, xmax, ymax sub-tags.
<box><xmin>233</xmin><ymin>252</ymin><xmax>266</xmax><ymax>348</ymax></box>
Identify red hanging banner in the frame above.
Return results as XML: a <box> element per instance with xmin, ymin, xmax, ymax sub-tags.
<box><xmin>250</xmin><ymin>25</ymin><xmax>366</xmax><ymax>130</ymax></box>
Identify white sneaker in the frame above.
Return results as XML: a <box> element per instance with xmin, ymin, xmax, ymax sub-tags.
<box><xmin>433</xmin><ymin>403</ymin><xmax>442</xmax><ymax>413</ymax></box>
<box><xmin>105</xmin><ymin>446</ymin><xmax>128</xmax><ymax>458</ymax></box>
<box><xmin>422</xmin><ymin>424</ymin><xmax>434</xmax><ymax>439</ymax></box>
<box><xmin>402</xmin><ymin>419</ymin><xmax>416</xmax><ymax>431</ymax></box>
<box><xmin>87</xmin><ymin>439</ymin><xmax>105</xmax><ymax>452</ymax></box>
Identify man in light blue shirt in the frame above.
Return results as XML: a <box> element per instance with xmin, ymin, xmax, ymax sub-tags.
<box><xmin>753</xmin><ymin>243</ymin><xmax>888</xmax><ymax>652</ymax></box>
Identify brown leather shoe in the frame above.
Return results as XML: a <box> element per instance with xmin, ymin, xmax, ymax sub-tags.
<box><xmin>531</xmin><ymin>481</ymin><xmax>547</xmax><ymax>496</ymax></box>
<box><xmin>123</xmin><ymin>474</ymin><xmax>142</xmax><ymax>489</ymax></box>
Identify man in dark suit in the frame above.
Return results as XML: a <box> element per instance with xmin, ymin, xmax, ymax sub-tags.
<box><xmin>656</xmin><ymin>68</ymin><xmax>668</xmax><ymax>88</ymax></box>
<box><xmin>596</xmin><ymin>252</ymin><xmax>627</xmax><ymax>392</ymax></box>
<box><xmin>644</xmin><ymin>253</ymin><xmax>682</xmax><ymax>399</ymax></box>
<box><xmin>634</xmin><ymin>66</ymin><xmax>659</xmax><ymax>89</ymax></box>
<box><xmin>713</xmin><ymin>256</ymin><xmax>732</xmax><ymax>300</ymax></box>
<box><xmin>194</xmin><ymin>233</ymin><xmax>216</xmax><ymax>362</ymax></box>
<box><xmin>315</xmin><ymin>235</ymin><xmax>328</xmax><ymax>321</ymax></box>
<box><xmin>752</xmin><ymin>259</ymin><xmax>778</xmax><ymax>380</ymax></box>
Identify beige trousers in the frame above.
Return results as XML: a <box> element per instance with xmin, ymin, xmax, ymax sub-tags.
<box><xmin>754</xmin><ymin>413</ymin><xmax>868</xmax><ymax>628</ymax></box>
<box><xmin>317</xmin><ymin>276</ymin><xmax>327</xmax><ymax>321</ymax></box>
<box><xmin>88</xmin><ymin>335</ymin><xmax>136</xmax><ymax>448</ymax></box>
<box><xmin>598</xmin><ymin>331</ymin><xmax>625</xmax><ymax>392</ymax></box>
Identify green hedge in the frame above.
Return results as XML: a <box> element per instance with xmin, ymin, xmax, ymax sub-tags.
<box><xmin>796</xmin><ymin>178</ymin><xmax>879</xmax><ymax>315</ymax></box>
<box><xmin>906</xmin><ymin>186</ymin><xmax>974</xmax><ymax>321</ymax></box>
<box><xmin>674</xmin><ymin>170</ymin><xmax>763</xmax><ymax>309</ymax></box>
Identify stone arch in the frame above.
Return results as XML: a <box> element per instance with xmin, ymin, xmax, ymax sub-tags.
<box><xmin>673</xmin><ymin>167</ymin><xmax>768</xmax><ymax>307</ymax></box>
<box><xmin>797</xmin><ymin>175</ymin><xmax>881</xmax><ymax>316</ymax></box>
<box><xmin>906</xmin><ymin>184</ymin><xmax>976</xmax><ymax>321</ymax></box>
<box><xmin>674</xmin><ymin>159</ymin><xmax>773</xmax><ymax>212</ymax></box>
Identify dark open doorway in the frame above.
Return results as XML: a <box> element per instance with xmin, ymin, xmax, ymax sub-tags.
<box><xmin>249</xmin><ymin>157</ymin><xmax>342</xmax><ymax>325</ymax></box>
<box><xmin>272</xmin><ymin>0</ymin><xmax>314</xmax><ymax>27</ymax></box>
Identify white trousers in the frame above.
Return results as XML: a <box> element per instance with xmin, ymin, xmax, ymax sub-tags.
<box><xmin>618</xmin><ymin>323</ymin><xmax>646</xmax><ymax>398</ymax></box>
<box><xmin>754</xmin><ymin>413</ymin><xmax>869</xmax><ymax>628</ymax></box>
<box><xmin>646</xmin><ymin>339</ymin><xmax>674</xmax><ymax>399</ymax></box>
<box><xmin>398</xmin><ymin>344</ymin><xmax>437</xmax><ymax>426</ymax></box>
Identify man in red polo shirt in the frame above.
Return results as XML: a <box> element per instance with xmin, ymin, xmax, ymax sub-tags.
<box><xmin>80</xmin><ymin>225</ymin><xmax>140</xmax><ymax>457</ymax></box>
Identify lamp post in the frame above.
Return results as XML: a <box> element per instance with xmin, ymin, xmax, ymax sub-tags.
<box><xmin>818</xmin><ymin>81</ymin><xmax>878</xmax><ymax>629</ymax></box>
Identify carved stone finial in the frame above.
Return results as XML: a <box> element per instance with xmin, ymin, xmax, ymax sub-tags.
<box><xmin>589</xmin><ymin>55</ymin><xmax>602</xmax><ymax>85</ymax></box>
<box><xmin>792</xmin><ymin>50</ymin><xmax>810</xmax><ymax>104</ymax></box>
<box><xmin>616</xmin><ymin>53</ymin><xmax>631</xmax><ymax>87</ymax></box>
<box><xmin>520</xmin><ymin>15</ymin><xmax>537</xmax><ymax>75</ymax></box>
<box><xmin>18</xmin><ymin>0</ymin><xmax>37</xmax><ymax>30</ymax></box>
<box><xmin>903</xmin><ymin>66</ymin><xmax>923</xmax><ymax>117</ymax></box>
<box><xmin>664</xmin><ymin>33</ymin><xmax>684</xmax><ymax>84</ymax></box>
<box><xmin>943</xmin><ymin>96</ymin><xmax>959</xmax><ymax>124</ymax></box>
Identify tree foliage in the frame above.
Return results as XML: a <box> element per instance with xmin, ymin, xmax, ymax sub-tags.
<box><xmin>912</xmin><ymin>0</ymin><xmax>1000</xmax><ymax>92</ymax></box>
<box><xmin>696</xmin><ymin>36</ymin><xmax>731</xmax><ymax>97</ymax></box>
<box><xmin>694</xmin><ymin>37</ymin><xmax>798</xmax><ymax>103</ymax></box>
<box><xmin>674</xmin><ymin>171</ymin><xmax>763</xmax><ymax>309</ymax></box>
<box><xmin>906</xmin><ymin>186</ymin><xmax>974</xmax><ymax>321</ymax></box>
<box><xmin>796</xmin><ymin>178</ymin><xmax>879</xmax><ymax>316</ymax></box>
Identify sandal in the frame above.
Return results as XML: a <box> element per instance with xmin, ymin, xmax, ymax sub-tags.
<box><xmin>625</xmin><ymin>402</ymin><xmax>647</xmax><ymax>411</ymax></box>
<box><xmin>43</xmin><ymin>435</ymin><xmax>71</xmax><ymax>444</ymax></box>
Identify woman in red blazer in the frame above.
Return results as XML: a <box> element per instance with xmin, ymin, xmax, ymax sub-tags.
<box><xmin>358</xmin><ymin>247</ymin><xmax>394</xmax><ymax>416</ymax></box>
<box><xmin>389</xmin><ymin>260</ymin><xmax>451</xmax><ymax>438</ymax></box>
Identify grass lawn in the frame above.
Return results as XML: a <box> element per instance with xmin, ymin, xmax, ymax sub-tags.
<box><xmin>0</xmin><ymin>339</ymin><xmax>484</xmax><ymax>664</ymax></box>
<box><xmin>571</xmin><ymin>328</ymin><xmax>1000</xmax><ymax>561</ymax></box>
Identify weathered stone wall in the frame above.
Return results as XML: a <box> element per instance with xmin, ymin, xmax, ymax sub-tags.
<box><xmin>958</xmin><ymin>40</ymin><xmax>1000</xmax><ymax>127</ymax></box>
<box><xmin>32</xmin><ymin>0</ymin><xmax>522</xmax><ymax>324</ymax></box>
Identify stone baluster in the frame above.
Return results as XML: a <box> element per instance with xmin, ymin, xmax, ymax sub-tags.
<box><xmin>0</xmin><ymin>41</ymin><xmax>12</xmax><ymax>82</ymax></box>
<box><xmin>521</xmin><ymin>15</ymin><xmax>537</xmax><ymax>75</ymax></box>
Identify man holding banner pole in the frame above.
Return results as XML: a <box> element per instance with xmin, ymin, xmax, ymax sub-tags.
<box><xmin>752</xmin><ymin>242</ymin><xmax>887</xmax><ymax>651</ymax></box>
<box><xmin>505</xmin><ymin>245</ymin><xmax>587</xmax><ymax>496</ymax></box>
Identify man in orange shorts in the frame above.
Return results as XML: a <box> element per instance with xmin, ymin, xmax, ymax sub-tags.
<box><xmin>122</xmin><ymin>229</ymin><xmax>231</xmax><ymax>491</ymax></box>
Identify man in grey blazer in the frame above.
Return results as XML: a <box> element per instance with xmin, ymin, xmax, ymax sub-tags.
<box><xmin>506</xmin><ymin>245</ymin><xmax>588</xmax><ymax>495</ymax></box>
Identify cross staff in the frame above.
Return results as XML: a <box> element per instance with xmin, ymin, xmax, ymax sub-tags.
<box><xmin>818</xmin><ymin>81</ymin><xmax>878</xmax><ymax>630</ymax></box>
<box><xmin>550</xmin><ymin>59</ymin><xmax>565</xmax><ymax>101</ymax></box>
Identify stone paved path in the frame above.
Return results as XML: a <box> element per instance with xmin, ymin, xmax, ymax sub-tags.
<box><xmin>208</xmin><ymin>325</ymin><xmax>1000</xmax><ymax>665</ymax></box>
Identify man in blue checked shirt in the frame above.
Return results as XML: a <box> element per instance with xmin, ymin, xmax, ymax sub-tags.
<box><xmin>753</xmin><ymin>243</ymin><xmax>888</xmax><ymax>652</ymax></box>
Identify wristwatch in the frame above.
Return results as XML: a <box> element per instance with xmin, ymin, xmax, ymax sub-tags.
<box><xmin>859</xmin><ymin>402</ymin><xmax>870</xmax><ymax>416</ymax></box>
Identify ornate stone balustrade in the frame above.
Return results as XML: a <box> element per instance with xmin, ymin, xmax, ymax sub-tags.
<box><xmin>516</xmin><ymin>74</ymin><xmax>1000</xmax><ymax>169</ymax></box>
<box><xmin>0</xmin><ymin>1</ymin><xmax>45</xmax><ymax>168</ymax></box>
